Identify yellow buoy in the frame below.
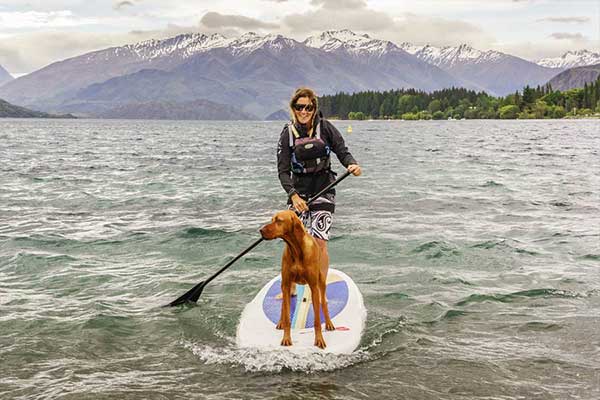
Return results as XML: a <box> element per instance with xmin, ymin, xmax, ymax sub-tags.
<box><xmin>347</xmin><ymin>125</ymin><xmax>353</xmax><ymax>133</ymax></box>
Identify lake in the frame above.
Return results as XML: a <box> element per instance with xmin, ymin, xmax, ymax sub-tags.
<box><xmin>1</xmin><ymin>118</ymin><xmax>598</xmax><ymax>399</ymax></box>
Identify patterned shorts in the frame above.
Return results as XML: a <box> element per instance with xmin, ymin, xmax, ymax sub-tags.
<box><xmin>295</xmin><ymin>209</ymin><xmax>333</xmax><ymax>241</ymax></box>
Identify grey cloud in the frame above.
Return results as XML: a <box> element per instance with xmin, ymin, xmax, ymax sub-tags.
<box><xmin>114</xmin><ymin>1</ymin><xmax>135</xmax><ymax>10</ymax></box>
<box><xmin>550</xmin><ymin>32</ymin><xmax>585</xmax><ymax>40</ymax></box>
<box><xmin>200</xmin><ymin>12</ymin><xmax>279</xmax><ymax>30</ymax></box>
<box><xmin>283</xmin><ymin>3</ymin><xmax>393</xmax><ymax>33</ymax></box>
<box><xmin>309</xmin><ymin>0</ymin><xmax>368</xmax><ymax>9</ymax></box>
<box><xmin>538</xmin><ymin>16</ymin><xmax>590</xmax><ymax>23</ymax></box>
<box><xmin>384</xmin><ymin>13</ymin><xmax>494</xmax><ymax>49</ymax></box>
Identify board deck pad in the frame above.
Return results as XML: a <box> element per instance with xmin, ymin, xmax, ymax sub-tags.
<box><xmin>236</xmin><ymin>268</ymin><xmax>366</xmax><ymax>354</ymax></box>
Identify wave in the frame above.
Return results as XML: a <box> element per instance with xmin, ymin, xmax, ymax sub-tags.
<box><xmin>470</xmin><ymin>240</ymin><xmax>539</xmax><ymax>255</ymax></box>
<box><xmin>455</xmin><ymin>288</ymin><xmax>581</xmax><ymax>306</ymax></box>
<box><xmin>482</xmin><ymin>180</ymin><xmax>504</xmax><ymax>188</ymax></box>
<box><xmin>177</xmin><ymin>227</ymin><xmax>232</xmax><ymax>239</ymax></box>
<box><xmin>411</xmin><ymin>241</ymin><xmax>461</xmax><ymax>259</ymax></box>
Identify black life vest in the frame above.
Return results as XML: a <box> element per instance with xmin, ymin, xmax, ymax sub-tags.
<box><xmin>288</xmin><ymin>122</ymin><xmax>331</xmax><ymax>174</ymax></box>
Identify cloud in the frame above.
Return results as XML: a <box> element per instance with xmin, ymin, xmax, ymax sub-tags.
<box><xmin>200</xmin><ymin>12</ymin><xmax>279</xmax><ymax>30</ymax></box>
<box><xmin>279</xmin><ymin>1</ymin><xmax>493</xmax><ymax>48</ymax></box>
<box><xmin>309</xmin><ymin>0</ymin><xmax>368</xmax><ymax>9</ymax></box>
<box><xmin>114</xmin><ymin>1</ymin><xmax>136</xmax><ymax>10</ymax></box>
<box><xmin>282</xmin><ymin>2</ymin><xmax>394</xmax><ymax>33</ymax></box>
<box><xmin>0</xmin><ymin>10</ymin><xmax>100</xmax><ymax>30</ymax></box>
<box><xmin>387</xmin><ymin>13</ymin><xmax>494</xmax><ymax>48</ymax></box>
<box><xmin>537</xmin><ymin>16</ymin><xmax>590</xmax><ymax>24</ymax></box>
<box><xmin>0</xmin><ymin>26</ymin><xmax>197</xmax><ymax>75</ymax></box>
<box><xmin>550</xmin><ymin>32</ymin><xmax>585</xmax><ymax>40</ymax></box>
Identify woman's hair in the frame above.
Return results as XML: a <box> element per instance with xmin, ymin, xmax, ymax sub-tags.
<box><xmin>289</xmin><ymin>87</ymin><xmax>318</xmax><ymax>125</ymax></box>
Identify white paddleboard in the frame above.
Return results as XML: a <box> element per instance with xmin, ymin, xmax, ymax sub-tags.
<box><xmin>236</xmin><ymin>268</ymin><xmax>366</xmax><ymax>354</ymax></box>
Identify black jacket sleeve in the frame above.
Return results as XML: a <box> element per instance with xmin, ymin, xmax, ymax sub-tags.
<box><xmin>277</xmin><ymin>125</ymin><xmax>297</xmax><ymax>197</ymax></box>
<box><xmin>323</xmin><ymin>120</ymin><xmax>357</xmax><ymax>167</ymax></box>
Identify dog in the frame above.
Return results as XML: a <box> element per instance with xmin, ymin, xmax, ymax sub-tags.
<box><xmin>260</xmin><ymin>210</ymin><xmax>335</xmax><ymax>349</ymax></box>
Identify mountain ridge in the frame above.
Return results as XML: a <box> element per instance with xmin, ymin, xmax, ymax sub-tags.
<box><xmin>0</xmin><ymin>30</ymin><xmax>588</xmax><ymax>118</ymax></box>
<box><xmin>537</xmin><ymin>50</ymin><xmax>600</xmax><ymax>69</ymax></box>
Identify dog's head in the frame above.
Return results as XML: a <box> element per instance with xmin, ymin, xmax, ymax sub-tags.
<box><xmin>260</xmin><ymin>210</ymin><xmax>305</xmax><ymax>240</ymax></box>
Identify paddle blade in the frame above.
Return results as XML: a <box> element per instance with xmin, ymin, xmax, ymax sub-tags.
<box><xmin>164</xmin><ymin>280</ymin><xmax>207</xmax><ymax>307</ymax></box>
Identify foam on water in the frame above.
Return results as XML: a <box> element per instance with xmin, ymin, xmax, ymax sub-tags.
<box><xmin>184</xmin><ymin>341</ymin><xmax>371</xmax><ymax>373</ymax></box>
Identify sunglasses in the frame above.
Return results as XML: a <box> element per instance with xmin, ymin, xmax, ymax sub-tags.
<box><xmin>293</xmin><ymin>103</ymin><xmax>315</xmax><ymax>112</ymax></box>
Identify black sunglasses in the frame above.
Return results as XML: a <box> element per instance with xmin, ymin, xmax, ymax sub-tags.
<box><xmin>293</xmin><ymin>103</ymin><xmax>315</xmax><ymax>112</ymax></box>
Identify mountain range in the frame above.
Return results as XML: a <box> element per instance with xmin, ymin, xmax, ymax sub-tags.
<box><xmin>537</xmin><ymin>50</ymin><xmax>600</xmax><ymax>69</ymax></box>
<box><xmin>0</xmin><ymin>30</ymin><xmax>596</xmax><ymax>119</ymax></box>
<box><xmin>399</xmin><ymin>43</ymin><xmax>558</xmax><ymax>96</ymax></box>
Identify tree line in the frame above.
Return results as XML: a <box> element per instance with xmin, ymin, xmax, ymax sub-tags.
<box><xmin>318</xmin><ymin>77</ymin><xmax>600</xmax><ymax>120</ymax></box>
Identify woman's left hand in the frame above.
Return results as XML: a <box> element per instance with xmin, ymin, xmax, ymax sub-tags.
<box><xmin>348</xmin><ymin>164</ymin><xmax>362</xmax><ymax>176</ymax></box>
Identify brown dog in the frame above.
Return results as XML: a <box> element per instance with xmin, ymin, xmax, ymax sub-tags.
<box><xmin>260</xmin><ymin>210</ymin><xmax>335</xmax><ymax>349</ymax></box>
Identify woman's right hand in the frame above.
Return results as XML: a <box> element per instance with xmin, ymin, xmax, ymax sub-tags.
<box><xmin>291</xmin><ymin>193</ymin><xmax>309</xmax><ymax>213</ymax></box>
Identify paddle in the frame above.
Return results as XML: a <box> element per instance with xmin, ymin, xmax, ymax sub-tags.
<box><xmin>165</xmin><ymin>170</ymin><xmax>352</xmax><ymax>307</ymax></box>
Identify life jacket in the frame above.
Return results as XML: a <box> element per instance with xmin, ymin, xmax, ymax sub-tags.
<box><xmin>288</xmin><ymin>121</ymin><xmax>331</xmax><ymax>174</ymax></box>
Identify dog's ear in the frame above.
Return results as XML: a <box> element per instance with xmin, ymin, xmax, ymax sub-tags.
<box><xmin>291</xmin><ymin>213</ymin><xmax>305</xmax><ymax>240</ymax></box>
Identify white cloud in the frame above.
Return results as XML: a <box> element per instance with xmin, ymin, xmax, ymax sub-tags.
<box><xmin>200</xmin><ymin>12</ymin><xmax>279</xmax><ymax>30</ymax></box>
<box><xmin>537</xmin><ymin>16</ymin><xmax>590</xmax><ymax>24</ymax></box>
<box><xmin>0</xmin><ymin>10</ymin><xmax>100</xmax><ymax>30</ymax></box>
<box><xmin>282</xmin><ymin>2</ymin><xmax>395</xmax><ymax>33</ymax></box>
<box><xmin>549</xmin><ymin>32</ymin><xmax>586</xmax><ymax>41</ymax></box>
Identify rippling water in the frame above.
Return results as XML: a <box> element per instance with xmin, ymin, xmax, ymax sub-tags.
<box><xmin>1</xmin><ymin>118</ymin><xmax>599</xmax><ymax>399</ymax></box>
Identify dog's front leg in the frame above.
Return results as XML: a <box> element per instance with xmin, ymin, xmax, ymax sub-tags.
<box><xmin>309</xmin><ymin>282</ymin><xmax>326</xmax><ymax>349</ymax></box>
<box><xmin>279</xmin><ymin>280</ymin><xmax>293</xmax><ymax>346</ymax></box>
<box><xmin>319</xmin><ymin>277</ymin><xmax>335</xmax><ymax>331</ymax></box>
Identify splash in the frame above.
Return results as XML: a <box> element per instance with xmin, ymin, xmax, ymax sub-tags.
<box><xmin>183</xmin><ymin>341</ymin><xmax>370</xmax><ymax>373</ymax></box>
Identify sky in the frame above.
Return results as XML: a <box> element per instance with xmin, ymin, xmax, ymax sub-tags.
<box><xmin>0</xmin><ymin>0</ymin><xmax>598</xmax><ymax>76</ymax></box>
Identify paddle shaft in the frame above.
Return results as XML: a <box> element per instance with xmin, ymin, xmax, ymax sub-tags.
<box><xmin>202</xmin><ymin>170</ymin><xmax>351</xmax><ymax>283</ymax></box>
<box><xmin>167</xmin><ymin>169</ymin><xmax>352</xmax><ymax>305</ymax></box>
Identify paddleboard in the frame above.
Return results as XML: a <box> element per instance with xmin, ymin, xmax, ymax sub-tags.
<box><xmin>236</xmin><ymin>268</ymin><xmax>366</xmax><ymax>354</ymax></box>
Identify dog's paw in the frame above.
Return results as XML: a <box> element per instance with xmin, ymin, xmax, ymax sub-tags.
<box><xmin>276</xmin><ymin>320</ymin><xmax>284</xmax><ymax>330</ymax></box>
<box><xmin>325</xmin><ymin>320</ymin><xmax>335</xmax><ymax>331</ymax></box>
<box><xmin>314</xmin><ymin>337</ymin><xmax>327</xmax><ymax>349</ymax></box>
<box><xmin>281</xmin><ymin>337</ymin><xmax>293</xmax><ymax>346</ymax></box>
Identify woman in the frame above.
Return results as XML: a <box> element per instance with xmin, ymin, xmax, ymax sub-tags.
<box><xmin>277</xmin><ymin>87</ymin><xmax>361</xmax><ymax>291</ymax></box>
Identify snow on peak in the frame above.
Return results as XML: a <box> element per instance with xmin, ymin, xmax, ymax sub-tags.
<box><xmin>536</xmin><ymin>50</ymin><xmax>600</xmax><ymax>69</ymax></box>
<box><xmin>399</xmin><ymin>43</ymin><xmax>505</xmax><ymax>67</ymax></box>
<box><xmin>228</xmin><ymin>33</ymin><xmax>297</xmax><ymax>55</ymax></box>
<box><xmin>117</xmin><ymin>33</ymin><xmax>230</xmax><ymax>60</ymax></box>
<box><xmin>304</xmin><ymin>30</ymin><xmax>397</xmax><ymax>57</ymax></box>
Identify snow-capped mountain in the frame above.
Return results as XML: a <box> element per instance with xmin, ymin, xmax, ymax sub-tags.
<box><xmin>0</xmin><ymin>30</ymin><xmax>465</xmax><ymax>117</ymax></box>
<box><xmin>399</xmin><ymin>43</ymin><xmax>505</xmax><ymax>68</ymax></box>
<box><xmin>537</xmin><ymin>50</ymin><xmax>600</xmax><ymax>69</ymax></box>
<box><xmin>0</xmin><ymin>30</ymin><xmax>565</xmax><ymax>117</ymax></box>
<box><xmin>97</xmin><ymin>32</ymin><xmax>298</xmax><ymax>62</ymax></box>
<box><xmin>304</xmin><ymin>29</ymin><xmax>398</xmax><ymax>57</ymax></box>
<box><xmin>399</xmin><ymin>42</ymin><xmax>559</xmax><ymax>95</ymax></box>
<box><xmin>0</xmin><ymin>64</ymin><xmax>13</xmax><ymax>87</ymax></box>
<box><xmin>116</xmin><ymin>33</ymin><xmax>230</xmax><ymax>60</ymax></box>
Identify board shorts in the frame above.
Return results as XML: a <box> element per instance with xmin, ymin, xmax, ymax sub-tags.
<box><xmin>288</xmin><ymin>207</ymin><xmax>333</xmax><ymax>241</ymax></box>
